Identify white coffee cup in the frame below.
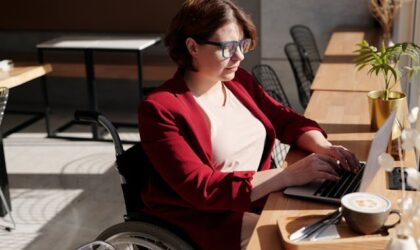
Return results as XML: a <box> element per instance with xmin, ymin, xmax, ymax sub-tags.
<box><xmin>341</xmin><ymin>192</ymin><xmax>401</xmax><ymax>234</ymax></box>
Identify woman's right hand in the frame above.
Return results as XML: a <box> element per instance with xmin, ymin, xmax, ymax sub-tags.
<box><xmin>281</xmin><ymin>153</ymin><xmax>341</xmax><ymax>187</ymax></box>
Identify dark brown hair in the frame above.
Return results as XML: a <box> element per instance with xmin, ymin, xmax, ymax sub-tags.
<box><xmin>164</xmin><ymin>0</ymin><xmax>257</xmax><ymax>70</ymax></box>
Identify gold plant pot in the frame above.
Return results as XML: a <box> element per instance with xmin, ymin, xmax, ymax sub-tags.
<box><xmin>368</xmin><ymin>90</ymin><xmax>407</xmax><ymax>158</ymax></box>
<box><xmin>367</xmin><ymin>90</ymin><xmax>406</xmax><ymax>132</ymax></box>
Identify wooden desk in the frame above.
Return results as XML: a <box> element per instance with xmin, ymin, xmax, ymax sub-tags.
<box><xmin>247</xmin><ymin>27</ymin><xmax>417</xmax><ymax>249</ymax></box>
<box><xmin>323</xmin><ymin>27</ymin><xmax>379</xmax><ymax>57</ymax></box>
<box><xmin>0</xmin><ymin>65</ymin><xmax>52</xmax><ymax>216</ymax></box>
<box><xmin>0</xmin><ymin>65</ymin><xmax>52</xmax><ymax>88</ymax></box>
<box><xmin>311</xmin><ymin>63</ymin><xmax>384</xmax><ymax>92</ymax></box>
<box><xmin>305</xmin><ymin>91</ymin><xmax>370</xmax><ymax>126</ymax></box>
<box><xmin>246</xmin><ymin>90</ymin><xmax>416</xmax><ymax>250</ymax></box>
<box><xmin>0</xmin><ymin>65</ymin><xmax>53</xmax><ymax>138</ymax></box>
<box><xmin>311</xmin><ymin>28</ymin><xmax>383</xmax><ymax>92</ymax></box>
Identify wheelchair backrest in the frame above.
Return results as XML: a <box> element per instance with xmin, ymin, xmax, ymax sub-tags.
<box><xmin>116</xmin><ymin>143</ymin><xmax>200</xmax><ymax>249</ymax></box>
<box><xmin>116</xmin><ymin>143</ymin><xmax>152</xmax><ymax>217</ymax></box>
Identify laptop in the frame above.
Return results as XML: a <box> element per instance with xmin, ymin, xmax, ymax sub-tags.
<box><xmin>283</xmin><ymin>110</ymin><xmax>396</xmax><ymax>204</ymax></box>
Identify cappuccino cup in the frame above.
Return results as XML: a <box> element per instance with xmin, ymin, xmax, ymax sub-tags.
<box><xmin>341</xmin><ymin>192</ymin><xmax>401</xmax><ymax>234</ymax></box>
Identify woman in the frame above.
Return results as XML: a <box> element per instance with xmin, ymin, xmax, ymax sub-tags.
<box><xmin>138</xmin><ymin>0</ymin><xmax>359</xmax><ymax>249</ymax></box>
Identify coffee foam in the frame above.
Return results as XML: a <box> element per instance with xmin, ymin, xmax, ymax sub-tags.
<box><xmin>342</xmin><ymin>192</ymin><xmax>390</xmax><ymax>213</ymax></box>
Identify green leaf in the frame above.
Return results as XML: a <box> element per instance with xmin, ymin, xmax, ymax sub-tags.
<box><xmin>367</xmin><ymin>67</ymin><xmax>377</xmax><ymax>76</ymax></box>
<box><xmin>354</xmin><ymin>53</ymin><xmax>374</xmax><ymax>60</ymax></box>
<box><xmin>384</xmin><ymin>64</ymin><xmax>398</xmax><ymax>83</ymax></box>
<box><xmin>356</xmin><ymin>64</ymin><xmax>369</xmax><ymax>72</ymax></box>
<box><xmin>354</xmin><ymin>56</ymin><xmax>375</xmax><ymax>65</ymax></box>
<box><xmin>361</xmin><ymin>40</ymin><xmax>369</xmax><ymax>47</ymax></box>
<box><xmin>353</xmin><ymin>39</ymin><xmax>420</xmax><ymax>92</ymax></box>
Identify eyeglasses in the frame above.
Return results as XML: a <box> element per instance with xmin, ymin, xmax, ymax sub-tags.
<box><xmin>194</xmin><ymin>38</ymin><xmax>253</xmax><ymax>58</ymax></box>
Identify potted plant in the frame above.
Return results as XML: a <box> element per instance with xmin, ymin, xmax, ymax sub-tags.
<box><xmin>354</xmin><ymin>40</ymin><xmax>420</xmax><ymax>131</ymax></box>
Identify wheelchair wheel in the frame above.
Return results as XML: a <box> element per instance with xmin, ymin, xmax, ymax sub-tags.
<box><xmin>96</xmin><ymin>221</ymin><xmax>195</xmax><ymax>250</ymax></box>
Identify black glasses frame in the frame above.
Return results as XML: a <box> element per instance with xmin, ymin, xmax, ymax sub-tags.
<box><xmin>194</xmin><ymin>38</ymin><xmax>253</xmax><ymax>58</ymax></box>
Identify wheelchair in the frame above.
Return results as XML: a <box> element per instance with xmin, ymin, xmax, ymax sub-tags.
<box><xmin>74</xmin><ymin>111</ymin><xmax>197</xmax><ymax>250</ymax></box>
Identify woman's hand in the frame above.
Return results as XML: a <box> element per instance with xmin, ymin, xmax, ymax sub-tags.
<box><xmin>295</xmin><ymin>131</ymin><xmax>359</xmax><ymax>172</ymax></box>
<box><xmin>281</xmin><ymin>153</ymin><xmax>340</xmax><ymax>187</ymax></box>
<box><xmin>316</xmin><ymin>145</ymin><xmax>360</xmax><ymax>173</ymax></box>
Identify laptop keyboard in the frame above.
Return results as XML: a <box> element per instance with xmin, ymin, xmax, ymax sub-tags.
<box><xmin>314</xmin><ymin>162</ymin><xmax>366</xmax><ymax>199</ymax></box>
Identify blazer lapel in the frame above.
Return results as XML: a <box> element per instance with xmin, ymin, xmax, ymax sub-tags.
<box><xmin>169</xmin><ymin>71</ymin><xmax>213</xmax><ymax>166</ymax></box>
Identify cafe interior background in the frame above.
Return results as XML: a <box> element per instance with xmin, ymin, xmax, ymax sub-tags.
<box><xmin>0</xmin><ymin>0</ymin><xmax>419</xmax><ymax>249</ymax></box>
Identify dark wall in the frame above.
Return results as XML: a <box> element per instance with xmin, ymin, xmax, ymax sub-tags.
<box><xmin>0</xmin><ymin>0</ymin><xmax>261</xmax><ymax>115</ymax></box>
<box><xmin>0</xmin><ymin>0</ymin><xmax>184</xmax><ymax>33</ymax></box>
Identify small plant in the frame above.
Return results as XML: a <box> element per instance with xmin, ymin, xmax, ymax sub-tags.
<box><xmin>354</xmin><ymin>40</ymin><xmax>420</xmax><ymax>100</ymax></box>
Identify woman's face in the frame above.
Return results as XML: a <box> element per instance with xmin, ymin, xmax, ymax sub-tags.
<box><xmin>192</xmin><ymin>22</ymin><xmax>245</xmax><ymax>82</ymax></box>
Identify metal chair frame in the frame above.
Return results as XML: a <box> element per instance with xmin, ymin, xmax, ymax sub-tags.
<box><xmin>290</xmin><ymin>24</ymin><xmax>322</xmax><ymax>76</ymax></box>
<box><xmin>252</xmin><ymin>64</ymin><xmax>291</xmax><ymax>107</ymax></box>
<box><xmin>284</xmin><ymin>43</ymin><xmax>313</xmax><ymax>108</ymax></box>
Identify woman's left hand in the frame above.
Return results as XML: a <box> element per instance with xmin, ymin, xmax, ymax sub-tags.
<box><xmin>317</xmin><ymin>145</ymin><xmax>360</xmax><ymax>173</ymax></box>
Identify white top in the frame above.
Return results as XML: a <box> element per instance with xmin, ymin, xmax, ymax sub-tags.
<box><xmin>194</xmin><ymin>82</ymin><xmax>266</xmax><ymax>172</ymax></box>
<box><xmin>37</xmin><ymin>35</ymin><xmax>161</xmax><ymax>50</ymax></box>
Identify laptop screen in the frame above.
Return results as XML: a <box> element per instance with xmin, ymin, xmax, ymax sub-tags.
<box><xmin>359</xmin><ymin>110</ymin><xmax>396</xmax><ymax>191</ymax></box>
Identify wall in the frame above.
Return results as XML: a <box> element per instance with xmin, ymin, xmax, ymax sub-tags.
<box><xmin>261</xmin><ymin>0</ymin><xmax>375</xmax><ymax>112</ymax></box>
<box><xmin>0</xmin><ymin>0</ymin><xmax>260</xmax><ymax>125</ymax></box>
<box><xmin>1</xmin><ymin>0</ymin><xmax>377</xmax><ymax>119</ymax></box>
<box><xmin>236</xmin><ymin>0</ymin><xmax>261</xmax><ymax>71</ymax></box>
<box><xmin>0</xmin><ymin>0</ymin><xmax>184</xmax><ymax>33</ymax></box>
<box><xmin>0</xmin><ymin>1</ymin><xmax>183</xmax><ymax>116</ymax></box>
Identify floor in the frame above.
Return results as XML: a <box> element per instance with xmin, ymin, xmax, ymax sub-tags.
<box><xmin>0</xmin><ymin>108</ymin><xmax>139</xmax><ymax>250</ymax></box>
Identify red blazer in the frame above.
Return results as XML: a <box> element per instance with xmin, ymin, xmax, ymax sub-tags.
<box><xmin>138</xmin><ymin>68</ymin><xmax>325</xmax><ymax>250</ymax></box>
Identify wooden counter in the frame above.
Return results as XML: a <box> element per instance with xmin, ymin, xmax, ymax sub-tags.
<box><xmin>311</xmin><ymin>63</ymin><xmax>384</xmax><ymax>92</ymax></box>
<box><xmin>247</xmin><ymin>27</ymin><xmax>418</xmax><ymax>250</ymax></box>
<box><xmin>323</xmin><ymin>27</ymin><xmax>379</xmax><ymax>57</ymax></box>
<box><xmin>246</xmin><ymin>90</ymin><xmax>416</xmax><ymax>248</ymax></box>
<box><xmin>311</xmin><ymin>27</ymin><xmax>383</xmax><ymax>92</ymax></box>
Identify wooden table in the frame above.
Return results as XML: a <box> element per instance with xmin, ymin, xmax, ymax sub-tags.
<box><xmin>311</xmin><ymin>63</ymin><xmax>385</xmax><ymax>92</ymax></box>
<box><xmin>323</xmin><ymin>27</ymin><xmax>379</xmax><ymax>57</ymax></box>
<box><xmin>246</xmin><ymin>90</ymin><xmax>417</xmax><ymax>250</ymax></box>
<box><xmin>0</xmin><ymin>65</ymin><xmax>52</xmax><ymax>216</ymax></box>
<box><xmin>305</xmin><ymin>91</ymin><xmax>370</xmax><ymax>126</ymax></box>
<box><xmin>0</xmin><ymin>65</ymin><xmax>52</xmax><ymax>88</ymax></box>
<box><xmin>311</xmin><ymin>28</ymin><xmax>382</xmax><ymax>92</ymax></box>
<box><xmin>247</xmin><ymin>28</ymin><xmax>418</xmax><ymax>250</ymax></box>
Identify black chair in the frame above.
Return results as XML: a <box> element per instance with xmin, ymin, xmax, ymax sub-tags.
<box><xmin>251</xmin><ymin>65</ymin><xmax>290</xmax><ymax>169</ymax></box>
<box><xmin>290</xmin><ymin>25</ymin><xmax>322</xmax><ymax>76</ymax></box>
<box><xmin>252</xmin><ymin>64</ymin><xmax>291</xmax><ymax>107</ymax></box>
<box><xmin>284</xmin><ymin>43</ymin><xmax>312</xmax><ymax>109</ymax></box>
